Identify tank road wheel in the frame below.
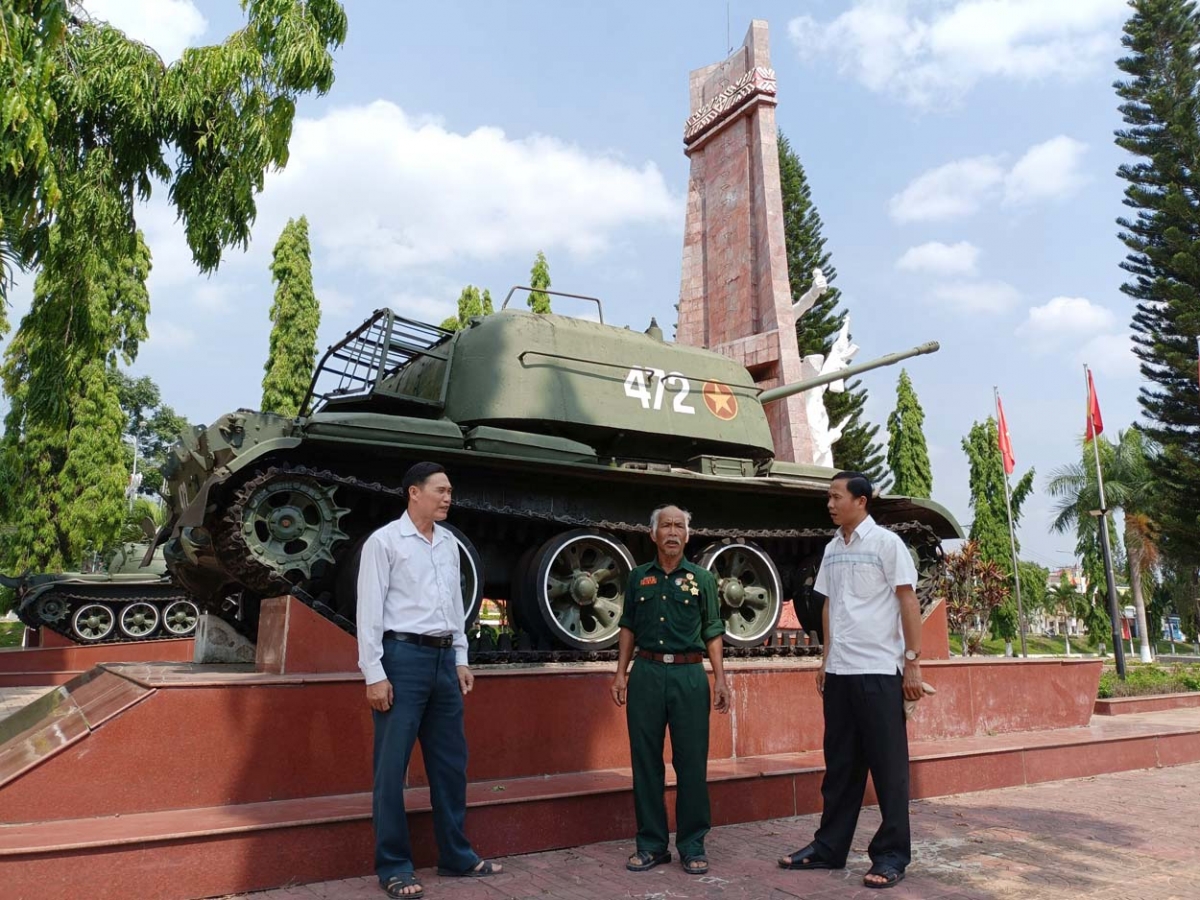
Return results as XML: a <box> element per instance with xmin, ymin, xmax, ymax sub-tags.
<box><xmin>529</xmin><ymin>529</ymin><xmax>634</xmax><ymax>650</ymax></box>
<box><xmin>33</xmin><ymin>594</ymin><xmax>70</xmax><ymax>626</ymax></box>
<box><xmin>72</xmin><ymin>603</ymin><xmax>116</xmax><ymax>642</ymax></box>
<box><xmin>118</xmin><ymin>602</ymin><xmax>160</xmax><ymax>640</ymax></box>
<box><xmin>162</xmin><ymin>599</ymin><xmax>200</xmax><ymax>637</ymax></box>
<box><xmin>240</xmin><ymin>476</ymin><xmax>350</xmax><ymax>581</ymax></box>
<box><xmin>698</xmin><ymin>539</ymin><xmax>783</xmax><ymax>648</ymax></box>
<box><xmin>443</xmin><ymin>523</ymin><xmax>485</xmax><ymax>628</ymax></box>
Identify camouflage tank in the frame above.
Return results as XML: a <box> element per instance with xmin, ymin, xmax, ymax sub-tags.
<box><xmin>158</xmin><ymin>289</ymin><xmax>962</xmax><ymax>652</ymax></box>
<box><xmin>3</xmin><ymin>543</ymin><xmax>199</xmax><ymax>644</ymax></box>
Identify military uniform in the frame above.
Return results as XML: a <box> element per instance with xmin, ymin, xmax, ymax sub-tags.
<box><xmin>620</xmin><ymin>558</ymin><xmax>724</xmax><ymax>860</ymax></box>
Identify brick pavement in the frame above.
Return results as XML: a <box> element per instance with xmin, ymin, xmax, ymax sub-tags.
<box><xmin>229</xmin><ymin>762</ymin><xmax>1200</xmax><ymax>900</ymax></box>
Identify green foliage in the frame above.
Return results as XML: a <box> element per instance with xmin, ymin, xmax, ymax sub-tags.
<box><xmin>528</xmin><ymin>251</ymin><xmax>552</xmax><ymax>314</ymax></box>
<box><xmin>885</xmin><ymin>369</ymin><xmax>932</xmax><ymax>498</ymax></box>
<box><xmin>261</xmin><ymin>215</ymin><xmax>320</xmax><ymax>416</ymax></box>
<box><xmin>989</xmin><ymin>601</ymin><xmax>1019</xmax><ymax>642</ymax></box>
<box><xmin>777</xmin><ymin>132</ymin><xmax>887</xmax><ymax>485</ymax></box>
<box><xmin>1017</xmin><ymin>560</ymin><xmax>1050</xmax><ymax>614</ymax></box>
<box><xmin>963</xmin><ymin>417</ymin><xmax>1034</xmax><ymax>572</ymax></box>
<box><xmin>943</xmin><ymin>540</ymin><xmax>1010</xmax><ymax>654</ymax></box>
<box><xmin>113</xmin><ymin>370</ymin><xmax>189</xmax><ymax>497</ymax></box>
<box><xmin>1115</xmin><ymin>0</ymin><xmax>1200</xmax><ymax>563</ymax></box>
<box><xmin>1098</xmin><ymin>663</ymin><xmax>1200</xmax><ymax>698</ymax></box>
<box><xmin>440</xmin><ymin>285</ymin><xmax>495</xmax><ymax>332</ymax></box>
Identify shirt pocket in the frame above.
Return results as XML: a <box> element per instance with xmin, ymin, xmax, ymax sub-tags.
<box><xmin>850</xmin><ymin>561</ymin><xmax>883</xmax><ymax>597</ymax></box>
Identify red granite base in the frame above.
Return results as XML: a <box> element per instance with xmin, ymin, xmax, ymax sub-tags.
<box><xmin>0</xmin><ymin>637</ymin><xmax>195</xmax><ymax>687</ymax></box>
<box><xmin>1094</xmin><ymin>691</ymin><xmax>1200</xmax><ymax>715</ymax></box>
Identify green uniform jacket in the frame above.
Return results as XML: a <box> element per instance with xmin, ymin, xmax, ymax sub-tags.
<box><xmin>619</xmin><ymin>558</ymin><xmax>724</xmax><ymax>653</ymax></box>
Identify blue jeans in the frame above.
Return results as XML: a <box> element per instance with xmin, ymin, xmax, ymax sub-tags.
<box><xmin>373</xmin><ymin>639</ymin><xmax>478</xmax><ymax>884</ymax></box>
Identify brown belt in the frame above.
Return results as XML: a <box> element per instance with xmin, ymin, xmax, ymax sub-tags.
<box><xmin>637</xmin><ymin>649</ymin><xmax>703</xmax><ymax>665</ymax></box>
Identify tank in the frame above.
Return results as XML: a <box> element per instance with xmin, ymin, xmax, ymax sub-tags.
<box><xmin>3</xmin><ymin>543</ymin><xmax>199</xmax><ymax>644</ymax></box>
<box><xmin>158</xmin><ymin>289</ymin><xmax>962</xmax><ymax>652</ymax></box>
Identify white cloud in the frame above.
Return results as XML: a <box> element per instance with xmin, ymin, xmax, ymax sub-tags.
<box><xmin>889</xmin><ymin>156</ymin><xmax>1004</xmax><ymax>223</ymax></box>
<box><xmin>896</xmin><ymin>240</ymin><xmax>980</xmax><ymax>276</ymax></box>
<box><xmin>1017</xmin><ymin>296</ymin><xmax>1115</xmax><ymax>345</ymax></box>
<box><xmin>143</xmin><ymin>320</ymin><xmax>195</xmax><ymax>351</ymax></box>
<box><xmin>261</xmin><ymin>102</ymin><xmax>681</xmax><ymax>279</ymax></box>
<box><xmin>83</xmin><ymin>0</ymin><xmax>207</xmax><ymax>62</ymax></box>
<box><xmin>1077</xmin><ymin>333</ymin><xmax>1139</xmax><ymax>378</ymax></box>
<box><xmin>789</xmin><ymin>0</ymin><xmax>1128</xmax><ymax>108</ymax></box>
<box><xmin>388</xmin><ymin>292</ymin><xmax>456</xmax><ymax>324</ymax></box>
<box><xmin>930</xmin><ymin>280</ymin><xmax>1020</xmax><ymax>313</ymax></box>
<box><xmin>1004</xmin><ymin>136</ymin><xmax>1089</xmax><ymax>205</ymax></box>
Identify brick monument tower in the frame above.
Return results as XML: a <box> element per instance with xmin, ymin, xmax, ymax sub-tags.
<box><xmin>676</xmin><ymin>20</ymin><xmax>814</xmax><ymax>463</ymax></box>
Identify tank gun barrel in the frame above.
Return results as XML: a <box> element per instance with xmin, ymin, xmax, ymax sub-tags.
<box><xmin>759</xmin><ymin>341</ymin><xmax>940</xmax><ymax>404</ymax></box>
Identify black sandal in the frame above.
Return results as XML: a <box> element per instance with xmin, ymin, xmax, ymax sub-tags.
<box><xmin>436</xmin><ymin>859</ymin><xmax>502</xmax><ymax>878</ymax></box>
<box><xmin>681</xmin><ymin>854</ymin><xmax>709</xmax><ymax>875</ymax></box>
<box><xmin>382</xmin><ymin>873</ymin><xmax>423</xmax><ymax>898</ymax></box>
<box><xmin>779</xmin><ymin>843</ymin><xmax>841</xmax><ymax>870</ymax></box>
<box><xmin>626</xmin><ymin>849</ymin><xmax>672</xmax><ymax>872</ymax></box>
<box><xmin>863</xmin><ymin>863</ymin><xmax>905</xmax><ymax>888</ymax></box>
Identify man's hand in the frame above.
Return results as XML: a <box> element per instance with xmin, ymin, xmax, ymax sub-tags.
<box><xmin>712</xmin><ymin>678</ymin><xmax>731</xmax><ymax>713</ymax></box>
<box><xmin>815</xmin><ymin>657</ymin><xmax>827</xmax><ymax>694</ymax></box>
<box><xmin>903</xmin><ymin>660</ymin><xmax>923</xmax><ymax>701</ymax></box>
<box><xmin>457</xmin><ymin>665</ymin><xmax>474</xmax><ymax>696</ymax></box>
<box><xmin>611</xmin><ymin>673</ymin><xmax>628</xmax><ymax>707</ymax></box>
<box><xmin>366</xmin><ymin>678</ymin><xmax>393</xmax><ymax>712</ymax></box>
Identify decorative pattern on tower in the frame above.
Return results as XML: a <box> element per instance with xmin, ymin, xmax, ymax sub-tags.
<box><xmin>676</xmin><ymin>20</ymin><xmax>815</xmax><ymax>464</ymax></box>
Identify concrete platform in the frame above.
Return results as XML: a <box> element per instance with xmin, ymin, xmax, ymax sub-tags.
<box><xmin>0</xmin><ymin>636</ymin><xmax>194</xmax><ymax>687</ymax></box>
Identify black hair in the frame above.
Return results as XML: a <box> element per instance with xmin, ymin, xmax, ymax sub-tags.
<box><xmin>402</xmin><ymin>461</ymin><xmax>446</xmax><ymax>500</ymax></box>
<box><xmin>832</xmin><ymin>471</ymin><xmax>873</xmax><ymax>509</ymax></box>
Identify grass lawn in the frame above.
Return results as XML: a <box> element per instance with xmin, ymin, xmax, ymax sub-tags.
<box><xmin>947</xmin><ymin>633</ymin><xmax>1100</xmax><ymax>657</ymax></box>
<box><xmin>1099</xmin><ymin>662</ymin><xmax>1200</xmax><ymax>698</ymax></box>
<box><xmin>0</xmin><ymin>620</ymin><xmax>24</xmax><ymax>648</ymax></box>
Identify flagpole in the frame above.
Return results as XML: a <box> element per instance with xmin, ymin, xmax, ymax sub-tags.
<box><xmin>1084</xmin><ymin>364</ymin><xmax>1127</xmax><ymax>680</ymax></box>
<box><xmin>995</xmin><ymin>387</ymin><xmax>1027</xmax><ymax>658</ymax></box>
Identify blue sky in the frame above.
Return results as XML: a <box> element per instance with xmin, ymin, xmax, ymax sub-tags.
<box><xmin>12</xmin><ymin>0</ymin><xmax>1143</xmax><ymax>569</ymax></box>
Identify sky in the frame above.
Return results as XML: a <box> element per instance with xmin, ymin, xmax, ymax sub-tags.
<box><xmin>9</xmin><ymin>0</ymin><xmax>1147</xmax><ymax>570</ymax></box>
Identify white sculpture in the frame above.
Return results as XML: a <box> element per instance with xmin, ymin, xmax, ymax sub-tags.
<box><xmin>799</xmin><ymin>317</ymin><xmax>858</xmax><ymax>468</ymax></box>
<box><xmin>792</xmin><ymin>268</ymin><xmax>828</xmax><ymax>318</ymax></box>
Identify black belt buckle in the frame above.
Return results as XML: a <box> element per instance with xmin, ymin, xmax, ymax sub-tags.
<box><xmin>384</xmin><ymin>631</ymin><xmax>453</xmax><ymax>649</ymax></box>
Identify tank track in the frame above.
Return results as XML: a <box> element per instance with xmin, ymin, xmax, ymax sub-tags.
<box><xmin>211</xmin><ymin>463</ymin><xmax>946</xmax><ymax>665</ymax></box>
<box><xmin>19</xmin><ymin>584</ymin><xmax>196</xmax><ymax>645</ymax></box>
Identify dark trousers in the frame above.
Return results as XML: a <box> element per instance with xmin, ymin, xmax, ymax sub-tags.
<box><xmin>626</xmin><ymin>659</ymin><xmax>712</xmax><ymax>858</ymax></box>
<box><xmin>372</xmin><ymin>640</ymin><xmax>478</xmax><ymax>884</ymax></box>
<box><xmin>813</xmin><ymin>673</ymin><xmax>911</xmax><ymax>870</ymax></box>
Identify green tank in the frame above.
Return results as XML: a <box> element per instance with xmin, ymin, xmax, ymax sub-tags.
<box><xmin>158</xmin><ymin>290</ymin><xmax>961</xmax><ymax>651</ymax></box>
<box><xmin>3</xmin><ymin>543</ymin><xmax>199</xmax><ymax>644</ymax></box>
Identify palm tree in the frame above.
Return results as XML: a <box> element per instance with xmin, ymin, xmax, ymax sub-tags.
<box><xmin>1046</xmin><ymin>428</ymin><xmax>1159</xmax><ymax>663</ymax></box>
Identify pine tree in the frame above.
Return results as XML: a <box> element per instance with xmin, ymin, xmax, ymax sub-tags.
<box><xmin>528</xmin><ymin>251</ymin><xmax>552</xmax><ymax>313</ymax></box>
<box><xmin>261</xmin><ymin>216</ymin><xmax>320</xmax><ymax>416</ymax></box>
<box><xmin>885</xmin><ymin>369</ymin><xmax>932</xmax><ymax>498</ymax></box>
<box><xmin>777</xmin><ymin>132</ymin><xmax>888</xmax><ymax>484</ymax></box>
<box><xmin>440</xmin><ymin>285</ymin><xmax>494</xmax><ymax>332</ymax></box>
<box><xmin>0</xmin><ymin>2</ymin><xmax>346</xmax><ymax>573</ymax></box>
<box><xmin>962</xmin><ymin>418</ymin><xmax>1034</xmax><ymax>571</ymax></box>
<box><xmin>1114</xmin><ymin>0</ymin><xmax>1200</xmax><ymax>561</ymax></box>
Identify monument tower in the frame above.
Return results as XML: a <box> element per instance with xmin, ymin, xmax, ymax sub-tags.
<box><xmin>676</xmin><ymin>20</ymin><xmax>814</xmax><ymax>463</ymax></box>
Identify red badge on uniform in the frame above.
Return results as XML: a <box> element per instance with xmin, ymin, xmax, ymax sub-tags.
<box><xmin>640</xmin><ymin>575</ymin><xmax>658</xmax><ymax>586</ymax></box>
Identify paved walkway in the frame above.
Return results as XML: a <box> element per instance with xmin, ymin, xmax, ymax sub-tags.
<box><xmin>230</xmin><ymin>762</ymin><xmax>1200</xmax><ymax>900</ymax></box>
<box><xmin>0</xmin><ymin>686</ymin><xmax>53</xmax><ymax>722</ymax></box>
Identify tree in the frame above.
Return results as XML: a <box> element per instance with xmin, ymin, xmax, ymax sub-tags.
<box><xmin>963</xmin><ymin>418</ymin><xmax>1034</xmax><ymax>570</ymax></box>
<box><xmin>261</xmin><ymin>216</ymin><xmax>320</xmax><ymax>416</ymax></box>
<box><xmin>0</xmin><ymin>2</ymin><xmax>346</xmax><ymax>574</ymax></box>
<box><xmin>1047</xmin><ymin>428</ymin><xmax>1159</xmax><ymax>662</ymax></box>
<box><xmin>1017</xmin><ymin>560</ymin><xmax>1050</xmax><ymax>616</ymax></box>
<box><xmin>113</xmin><ymin>371</ymin><xmax>189</xmax><ymax>498</ymax></box>
<box><xmin>777</xmin><ymin>132</ymin><xmax>887</xmax><ymax>484</ymax></box>
<box><xmin>885</xmin><ymin>369</ymin><xmax>932</xmax><ymax>498</ymax></box>
<box><xmin>1114</xmin><ymin>0</ymin><xmax>1200</xmax><ymax>564</ymax></box>
<box><xmin>528</xmin><ymin>251</ymin><xmax>552</xmax><ymax>313</ymax></box>
<box><xmin>440</xmin><ymin>285</ymin><xmax>494</xmax><ymax>332</ymax></box>
<box><xmin>943</xmin><ymin>541</ymin><xmax>1009</xmax><ymax>655</ymax></box>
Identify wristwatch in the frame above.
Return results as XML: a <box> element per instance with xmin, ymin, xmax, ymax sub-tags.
<box><xmin>904</xmin><ymin>649</ymin><xmax>920</xmax><ymax>661</ymax></box>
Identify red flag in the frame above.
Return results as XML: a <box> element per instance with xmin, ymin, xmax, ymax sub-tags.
<box><xmin>1085</xmin><ymin>368</ymin><xmax>1104</xmax><ymax>441</ymax></box>
<box><xmin>996</xmin><ymin>395</ymin><xmax>1015</xmax><ymax>476</ymax></box>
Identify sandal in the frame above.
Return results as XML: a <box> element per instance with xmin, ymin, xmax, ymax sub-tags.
<box><xmin>681</xmin><ymin>854</ymin><xmax>709</xmax><ymax>875</ymax></box>
<box><xmin>863</xmin><ymin>863</ymin><xmax>905</xmax><ymax>889</ymax></box>
<box><xmin>383</xmin><ymin>873</ymin><xmax>423</xmax><ymax>898</ymax></box>
<box><xmin>626</xmin><ymin>849</ymin><xmax>672</xmax><ymax>872</ymax></box>
<box><xmin>779</xmin><ymin>843</ymin><xmax>841</xmax><ymax>870</ymax></box>
<box><xmin>436</xmin><ymin>859</ymin><xmax>502</xmax><ymax>877</ymax></box>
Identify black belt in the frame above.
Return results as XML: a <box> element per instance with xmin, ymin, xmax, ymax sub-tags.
<box><xmin>383</xmin><ymin>631</ymin><xmax>454</xmax><ymax>649</ymax></box>
<box><xmin>637</xmin><ymin>649</ymin><xmax>704</xmax><ymax>665</ymax></box>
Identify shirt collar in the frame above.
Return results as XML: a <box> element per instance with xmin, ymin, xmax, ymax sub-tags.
<box><xmin>398</xmin><ymin>510</ymin><xmax>448</xmax><ymax>545</ymax></box>
<box><xmin>648</xmin><ymin>556</ymin><xmax>696</xmax><ymax>577</ymax></box>
<box><xmin>839</xmin><ymin>514</ymin><xmax>877</xmax><ymax>544</ymax></box>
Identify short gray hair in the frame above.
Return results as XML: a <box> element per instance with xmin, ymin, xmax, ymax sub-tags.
<box><xmin>650</xmin><ymin>504</ymin><xmax>692</xmax><ymax>535</ymax></box>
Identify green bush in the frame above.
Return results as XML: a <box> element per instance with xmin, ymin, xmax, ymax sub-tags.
<box><xmin>1098</xmin><ymin>663</ymin><xmax>1200</xmax><ymax>698</ymax></box>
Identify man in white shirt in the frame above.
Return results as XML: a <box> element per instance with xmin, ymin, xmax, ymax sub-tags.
<box><xmin>357</xmin><ymin>461</ymin><xmax>501</xmax><ymax>899</ymax></box>
<box><xmin>778</xmin><ymin>471</ymin><xmax>923</xmax><ymax>890</ymax></box>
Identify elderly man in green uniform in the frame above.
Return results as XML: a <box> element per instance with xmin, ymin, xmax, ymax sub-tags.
<box><xmin>611</xmin><ymin>504</ymin><xmax>730</xmax><ymax>876</ymax></box>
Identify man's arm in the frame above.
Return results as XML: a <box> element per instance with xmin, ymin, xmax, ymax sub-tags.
<box><xmin>698</xmin><ymin>571</ymin><xmax>730</xmax><ymax>712</ymax></box>
<box><xmin>705</xmin><ymin>634</ymin><xmax>730</xmax><ymax>713</ymax></box>
<box><xmin>817</xmin><ymin>595</ymin><xmax>830</xmax><ymax>693</ymax></box>
<box><xmin>611</xmin><ymin>627</ymin><xmax>635</xmax><ymax>706</ymax></box>
<box><xmin>898</xmin><ymin>584</ymin><xmax>922</xmax><ymax>701</ymax></box>
<box><xmin>356</xmin><ymin>536</ymin><xmax>393</xmax><ymax>711</ymax></box>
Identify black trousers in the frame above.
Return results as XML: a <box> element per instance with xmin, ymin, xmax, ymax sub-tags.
<box><xmin>813</xmin><ymin>672</ymin><xmax>911</xmax><ymax>870</ymax></box>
